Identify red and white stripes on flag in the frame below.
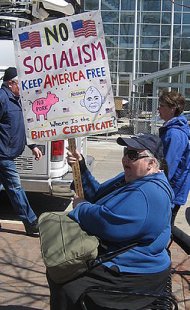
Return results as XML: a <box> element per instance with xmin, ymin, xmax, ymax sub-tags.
<box><xmin>19</xmin><ymin>31</ymin><xmax>42</xmax><ymax>49</ymax></box>
<box><xmin>72</xmin><ymin>20</ymin><xmax>97</xmax><ymax>38</ymax></box>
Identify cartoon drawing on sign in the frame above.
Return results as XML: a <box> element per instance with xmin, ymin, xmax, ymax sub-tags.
<box><xmin>31</xmin><ymin>92</ymin><xmax>59</xmax><ymax>121</ymax></box>
<box><xmin>80</xmin><ymin>86</ymin><xmax>105</xmax><ymax>113</ymax></box>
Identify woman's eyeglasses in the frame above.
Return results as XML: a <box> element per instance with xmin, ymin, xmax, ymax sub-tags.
<box><xmin>124</xmin><ymin>149</ymin><xmax>149</xmax><ymax>161</ymax></box>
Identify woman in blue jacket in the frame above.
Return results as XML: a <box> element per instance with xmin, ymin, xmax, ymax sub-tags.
<box><xmin>158</xmin><ymin>90</ymin><xmax>190</xmax><ymax>225</ymax></box>
<box><xmin>47</xmin><ymin>133</ymin><xmax>174</xmax><ymax>310</ymax></box>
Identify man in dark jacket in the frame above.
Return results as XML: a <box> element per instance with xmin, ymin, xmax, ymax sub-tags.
<box><xmin>0</xmin><ymin>67</ymin><xmax>42</xmax><ymax>236</ymax></box>
<box><xmin>158</xmin><ymin>90</ymin><xmax>190</xmax><ymax>226</ymax></box>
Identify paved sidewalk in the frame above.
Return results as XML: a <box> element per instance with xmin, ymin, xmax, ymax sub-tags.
<box><xmin>173</xmin><ymin>204</ymin><xmax>190</xmax><ymax>254</ymax></box>
<box><xmin>171</xmin><ymin>202</ymin><xmax>190</xmax><ymax>310</ymax></box>
<box><xmin>0</xmin><ymin>222</ymin><xmax>49</xmax><ymax>309</ymax></box>
<box><xmin>0</xmin><ymin>218</ymin><xmax>189</xmax><ymax>309</ymax></box>
<box><xmin>171</xmin><ymin>241</ymin><xmax>190</xmax><ymax>310</ymax></box>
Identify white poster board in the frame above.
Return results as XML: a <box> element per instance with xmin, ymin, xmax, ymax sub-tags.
<box><xmin>12</xmin><ymin>10</ymin><xmax>117</xmax><ymax>142</ymax></box>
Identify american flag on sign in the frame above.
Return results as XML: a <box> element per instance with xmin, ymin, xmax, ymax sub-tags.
<box><xmin>19</xmin><ymin>31</ymin><xmax>42</xmax><ymax>49</ymax></box>
<box><xmin>27</xmin><ymin>118</ymin><xmax>34</xmax><ymax>123</ymax></box>
<box><xmin>72</xmin><ymin>20</ymin><xmax>97</xmax><ymax>38</ymax></box>
<box><xmin>100</xmin><ymin>79</ymin><xmax>107</xmax><ymax>84</ymax></box>
<box><xmin>63</xmin><ymin>107</ymin><xmax>69</xmax><ymax>112</ymax></box>
<box><xmin>35</xmin><ymin>89</ymin><xmax>42</xmax><ymax>94</ymax></box>
<box><xmin>106</xmin><ymin>108</ymin><xmax>113</xmax><ymax>113</ymax></box>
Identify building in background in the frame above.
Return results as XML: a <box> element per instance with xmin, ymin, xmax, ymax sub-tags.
<box><xmin>83</xmin><ymin>0</ymin><xmax>190</xmax><ymax>103</ymax></box>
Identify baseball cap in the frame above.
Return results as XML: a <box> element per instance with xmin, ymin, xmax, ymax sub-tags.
<box><xmin>3</xmin><ymin>67</ymin><xmax>18</xmax><ymax>82</ymax></box>
<box><xmin>117</xmin><ymin>133</ymin><xmax>164</xmax><ymax>160</ymax></box>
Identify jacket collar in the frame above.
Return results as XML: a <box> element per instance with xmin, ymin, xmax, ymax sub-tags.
<box><xmin>1</xmin><ymin>84</ymin><xmax>20</xmax><ymax>102</ymax></box>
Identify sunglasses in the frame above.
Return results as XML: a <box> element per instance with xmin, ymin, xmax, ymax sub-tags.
<box><xmin>124</xmin><ymin>149</ymin><xmax>149</xmax><ymax>161</ymax></box>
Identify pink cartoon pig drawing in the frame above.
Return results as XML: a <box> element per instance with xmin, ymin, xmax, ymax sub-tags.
<box><xmin>32</xmin><ymin>92</ymin><xmax>59</xmax><ymax>121</ymax></box>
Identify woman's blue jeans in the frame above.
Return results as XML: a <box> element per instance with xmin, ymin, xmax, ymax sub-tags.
<box><xmin>0</xmin><ymin>159</ymin><xmax>37</xmax><ymax>224</ymax></box>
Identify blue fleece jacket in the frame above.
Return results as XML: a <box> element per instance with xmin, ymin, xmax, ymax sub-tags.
<box><xmin>159</xmin><ymin>115</ymin><xmax>190</xmax><ymax>205</ymax></box>
<box><xmin>0</xmin><ymin>85</ymin><xmax>34</xmax><ymax>160</ymax></box>
<box><xmin>69</xmin><ymin>168</ymin><xmax>174</xmax><ymax>274</ymax></box>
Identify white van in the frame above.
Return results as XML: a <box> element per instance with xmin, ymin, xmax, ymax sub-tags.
<box><xmin>0</xmin><ymin>0</ymin><xmax>91</xmax><ymax>197</ymax></box>
<box><xmin>14</xmin><ymin>137</ymin><xmax>88</xmax><ymax>196</ymax></box>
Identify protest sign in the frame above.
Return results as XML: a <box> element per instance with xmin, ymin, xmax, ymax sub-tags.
<box><xmin>12</xmin><ymin>10</ymin><xmax>118</xmax><ymax>142</ymax></box>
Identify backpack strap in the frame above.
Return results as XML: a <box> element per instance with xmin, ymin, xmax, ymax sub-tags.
<box><xmin>88</xmin><ymin>241</ymin><xmax>140</xmax><ymax>269</ymax></box>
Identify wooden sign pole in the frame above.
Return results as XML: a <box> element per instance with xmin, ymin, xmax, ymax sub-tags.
<box><xmin>68</xmin><ymin>138</ymin><xmax>84</xmax><ymax>198</ymax></box>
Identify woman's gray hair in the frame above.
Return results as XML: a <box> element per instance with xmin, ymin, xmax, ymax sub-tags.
<box><xmin>144</xmin><ymin>150</ymin><xmax>161</xmax><ymax>169</ymax></box>
<box><xmin>2</xmin><ymin>77</ymin><xmax>18</xmax><ymax>87</ymax></box>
